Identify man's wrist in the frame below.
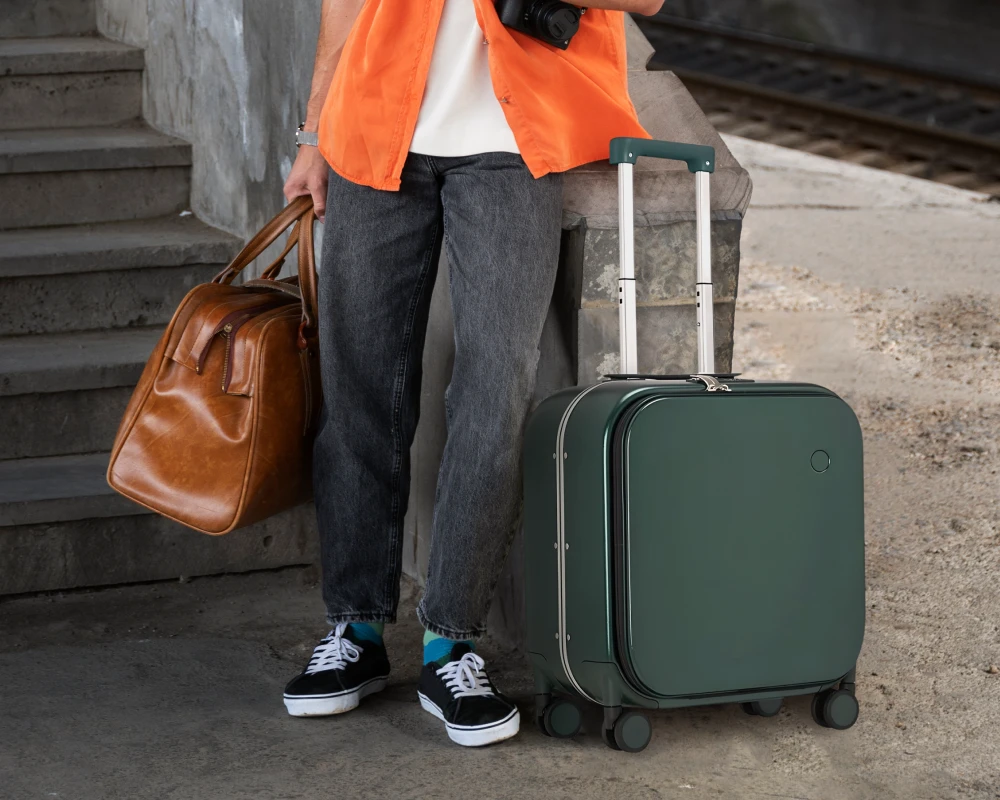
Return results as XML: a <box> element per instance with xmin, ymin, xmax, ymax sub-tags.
<box><xmin>296</xmin><ymin>122</ymin><xmax>319</xmax><ymax>148</ymax></box>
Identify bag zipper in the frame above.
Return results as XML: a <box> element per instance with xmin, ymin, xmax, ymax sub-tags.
<box><xmin>197</xmin><ymin>300</ymin><xmax>288</xmax><ymax>392</ymax></box>
<box><xmin>220</xmin><ymin>322</ymin><xmax>234</xmax><ymax>392</ymax></box>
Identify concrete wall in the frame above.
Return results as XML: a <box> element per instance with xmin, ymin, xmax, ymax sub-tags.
<box><xmin>97</xmin><ymin>0</ymin><xmax>319</xmax><ymax>241</ymax></box>
<box><xmin>655</xmin><ymin>0</ymin><xmax>1000</xmax><ymax>82</ymax></box>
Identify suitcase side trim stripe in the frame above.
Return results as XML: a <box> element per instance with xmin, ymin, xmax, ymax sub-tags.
<box><xmin>555</xmin><ymin>381</ymin><xmax>607</xmax><ymax>705</ymax></box>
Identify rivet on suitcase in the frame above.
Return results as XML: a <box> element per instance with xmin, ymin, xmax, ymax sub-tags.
<box><xmin>523</xmin><ymin>138</ymin><xmax>865</xmax><ymax>752</ymax></box>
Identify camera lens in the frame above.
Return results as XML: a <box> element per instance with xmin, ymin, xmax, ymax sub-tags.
<box><xmin>527</xmin><ymin>1</ymin><xmax>581</xmax><ymax>42</ymax></box>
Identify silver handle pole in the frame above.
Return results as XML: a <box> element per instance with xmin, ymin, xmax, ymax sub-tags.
<box><xmin>695</xmin><ymin>170</ymin><xmax>715</xmax><ymax>374</ymax></box>
<box><xmin>618</xmin><ymin>162</ymin><xmax>638</xmax><ymax>374</ymax></box>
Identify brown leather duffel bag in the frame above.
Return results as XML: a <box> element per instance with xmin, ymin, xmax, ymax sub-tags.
<box><xmin>107</xmin><ymin>196</ymin><xmax>323</xmax><ymax>535</ymax></box>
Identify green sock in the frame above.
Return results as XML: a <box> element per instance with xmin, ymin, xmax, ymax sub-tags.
<box><xmin>423</xmin><ymin>629</ymin><xmax>474</xmax><ymax>665</ymax></box>
<box><xmin>350</xmin><ymin>622</ymin><xmax>384</xmax><ymax>643</ymax></box>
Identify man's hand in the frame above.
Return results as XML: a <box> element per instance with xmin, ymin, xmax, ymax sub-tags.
<box><xmin>284</xmin><ymin>145</ymin><xmax>330</xmax><ymax>222</ymax></box>
<box><xmin>284</xmin><ymin>0</ymin><xmax>365</xmax><ymax>221</ymax></box>
<box><xmin>583</xmin><ymin>0</ymin><xmax>664</xmax><ymax>13</ymax></box>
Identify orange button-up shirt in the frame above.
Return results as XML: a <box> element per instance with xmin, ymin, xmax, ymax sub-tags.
<box><xmin>319</xmin><ymin>1</ymin><xmax>649</xmax><ymax>190</ymax></box>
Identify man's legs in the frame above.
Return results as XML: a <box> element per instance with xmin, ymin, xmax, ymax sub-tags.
<box><xmin>312</xmin><ymin>159</ymin><xmax>444</xmax><ymax>625</ymax></box>
<box><xmin>417</xmin><ymin>152</ymin><xmax>564</xmax><ymax>638</ymax></box>
<box><xmin>284</xmin><ymin>158</ymin><xmax>445</xmax><ymax>718</ymax></box>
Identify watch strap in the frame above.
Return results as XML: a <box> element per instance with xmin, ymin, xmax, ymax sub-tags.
<box><xmin>296</xmin><ymin>124</ymin><xmax>319</xmax><ymax>147</ymax></box>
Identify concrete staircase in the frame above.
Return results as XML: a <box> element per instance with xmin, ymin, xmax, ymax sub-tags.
<box><xmin>0</xmin><ymin>0</ymin><xmax>319</xmax><ymax>595</ymax></box>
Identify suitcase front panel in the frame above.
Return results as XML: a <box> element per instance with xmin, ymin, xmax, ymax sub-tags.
<box><xmin>616</xmin><ymin>392</ymin><xmax>865</xmax><ymax>698</ymax></box>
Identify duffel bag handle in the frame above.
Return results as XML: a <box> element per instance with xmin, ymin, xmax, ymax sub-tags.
<box><xmin>212</xmin><ymin>195</ymin><xmax>319</xmax><ymax>350</ymax></box>
<box><xmin>609</xmin><ymin>137</ymin><xmax>716</xmax><ymax>376</ymax></box>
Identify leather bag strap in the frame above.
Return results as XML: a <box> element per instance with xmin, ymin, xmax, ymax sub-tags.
<box><xmin>295</xmin><ymin>204</ymin><xmax>319</xmax><ymax>349</ymax></box>
<box><xmin>211</xmin><ymin>195</ymin><xmax>319</xmax><ymax>349</ymax></box>
<box><xmin>212</xmin><ymin>195</ymin><xmax>313</xmax><ymax>285</ymax></box>
<box><xmin>259</xmin><ymin>224</ymin><xmax>300</xmax><ymax>281</ymax></box>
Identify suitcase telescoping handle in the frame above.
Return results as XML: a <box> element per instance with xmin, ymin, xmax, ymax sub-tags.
<box><xmin>609</xmin><ymin>138</ymin><xmax>717</xmax><ymax>376</ymax></box>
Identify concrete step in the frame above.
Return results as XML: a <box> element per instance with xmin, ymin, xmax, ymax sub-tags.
<box><xmin>0</xmin><ymin>126</ymin><xmax>191</xmax><ymax>229</ymax></box>
<box><xmin>0</xmin><ymin>327</ymin><xmax>160</xmax><ymax>460</ymax></box>
<box><xmin>0</xmin><ymin>452</ymin><xmax>136</xmax><ymax>526</ymax></box>
<box><xmin>1</xmin><ymin>0</ymin><xmax>95</xmax><ymax>38</ymax></box>
<box><xmin>0</xmin><ymin>215</ymin><xmax>240</xmax><ymax>336</ymax></box>
<box><xmin>0</xmin><ymin>452</ymin><xmax>319</xmax><ymax>595</ymax></box>
<box><xmin>0</xmin><ymin>36</ymin><xmax>143</xmax><ymax>74</ymax></box>
<box><xmin>0</xmin><ymin>37</ymin><xmax>144</xmax><ymax>130</ymax></box>
<box><xmin>0</xmin><ymin>325</ymin><xmax>164</xmax><ymax>397</ymax></box>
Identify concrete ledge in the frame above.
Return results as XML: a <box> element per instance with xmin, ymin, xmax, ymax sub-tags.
<box><xmin>0</xmin><ymin>71</ymin><xmax>142</xmax><ymax>132</ymax></box>
<box><xmin>0</xmin><ymin>36</ymin><xmax>143</xmax><ymax>75</ymax></box>
<box><xmin>578</xmin><ymin>302</ymin><xmax>736</xmax><ymax>380</ymax></box>
<box><xmin>0</xmin><ymin>126</ymin><xmax>191</xmax><ymax>175</ymax></box>
<box><xmin>0</xmin><ymin>166</ymin><xmax>191</xmax><ymax>229</ymax></box>
<box><xmin>0</xmin><ymin>452</ymin><xmax>137</xmax><ymax>526</ymax></box>
<box><xmin>575</xmin><ymin>213</ymin><xmax>743</xmax><ymax>305</ymax></box>
<box><xmin>1</xmin><ymin>262</ymin><xmax>222</xmax><ymax>336</ymax></box>
<box><xmin>0</xmin><ymin>216</ymin><xmax>240</xmax><ymax>278</ymax></box>
<box><xmin>0</xmin><ymin>327</ymin><xmax>161</xmax><ymax>396</ymax></box>
<box><xmin>0</xmin><ymin>503</ymin><xmax>319</xmax><ymax>595</ymax></box>
<box><xmin>0</xmin><ymin>386</ymin><xmax>133</xmax><ymax>460</ymax></box>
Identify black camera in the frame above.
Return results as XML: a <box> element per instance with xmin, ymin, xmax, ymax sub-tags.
<box><xmin>494</xmin><ymin>0</ymin><xmax>583</xmax><ymax>50</ymax></box>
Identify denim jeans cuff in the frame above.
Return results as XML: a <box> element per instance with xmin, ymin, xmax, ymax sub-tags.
<box><xmin>416</xmin><ymin>603</ymin><xmax>486</xmax><ymax>641</ymax></box>
<box><xmin>325</xmin><ymin>611</ymin><xmax>396</xmax><ymax>628</ymax></box>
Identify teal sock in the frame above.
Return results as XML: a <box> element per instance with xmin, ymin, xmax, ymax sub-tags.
<box><xmin>423</xmin><ymin>629</ymin><xmax>474</xmax><ymax>666</ymax></box>
<box><xmin>350</xmin><ymin>622</ymin><xmax>384</xmax><ymax>644</ymax></box>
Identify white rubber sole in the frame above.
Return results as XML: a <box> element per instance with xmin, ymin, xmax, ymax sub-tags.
<box><xmin>284</xmin><ymin>675</ymin><xmax>389</xmax><ymax>717</ymax></box>
<box><xmin>417</xmin><ymin>692</ymin><xmax>520</xmax><ymax>747</ymax></box>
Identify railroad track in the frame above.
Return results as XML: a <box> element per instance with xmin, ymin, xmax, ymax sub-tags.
<box><xmin>637</xmin><ymin>15</ymin><xmax>1000</xmax><ymax>196</ymax></box>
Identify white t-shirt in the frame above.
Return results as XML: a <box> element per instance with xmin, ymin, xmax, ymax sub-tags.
<box><xmin>409</xmin><ymin>0</ymin><xmax>520</xmax><ymax>156</ymax></box>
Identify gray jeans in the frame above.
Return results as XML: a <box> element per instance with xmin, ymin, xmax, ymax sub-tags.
<box><xmin>314</xmin><ymin>152</ymin><xmax>563</xmax><ymax>639</ymax></box>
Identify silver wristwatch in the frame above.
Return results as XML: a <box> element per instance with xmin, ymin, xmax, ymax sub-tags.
<box><xmin>295</xmin><ymin>123</ymin><xmax>319</xmax><ymax>148</ymax></box>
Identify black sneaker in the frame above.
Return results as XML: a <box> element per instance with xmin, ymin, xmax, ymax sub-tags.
<box><xmin>283</xmin><ymin>624</ymin><xmax>390</xmax><ymax>717</ymax></box>
<box><xmin>417</xmin><ymin>644</ymin><xmax>520</xmax><ymax>747</ymax></box>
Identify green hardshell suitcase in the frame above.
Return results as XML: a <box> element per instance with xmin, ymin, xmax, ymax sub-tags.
<box><xmin>523</xmin><ymin>138</ymin><xmax>865</xmax><ymax>752</ymax></box>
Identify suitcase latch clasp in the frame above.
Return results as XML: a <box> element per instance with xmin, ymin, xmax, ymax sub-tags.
<box><xmin>690</xmin><ymin>374</ymin><xmax>732</xmax><ymax>392</ymax></box>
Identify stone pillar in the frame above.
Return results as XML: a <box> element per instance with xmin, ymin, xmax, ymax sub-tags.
<box><xmin>403</xmin><ymin>18</ymin><xmax>753</xmax><ymax>646</ymax></box>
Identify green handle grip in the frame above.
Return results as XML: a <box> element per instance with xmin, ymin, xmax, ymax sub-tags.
<box><xmin>609</xmin><ymin>137</ymin><xmax>716</xmax><ymax>173</ymax></box>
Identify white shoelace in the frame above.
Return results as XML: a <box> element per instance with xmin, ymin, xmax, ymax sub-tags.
<box><xmin>436</xmin><ymin>652</ymin><xmax>494</xmax><ymax>698</ymax></box>
<box><xmin>304</xmin><ymin>623</ymin><xmax>363</xmax><ymax>675</ymax></box>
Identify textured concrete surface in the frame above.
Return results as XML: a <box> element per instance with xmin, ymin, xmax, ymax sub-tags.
<box><xmin>0</xmin><ymin>215</ymin><xmax>240</xmax><ymax>277</ymax></box>
<box><xmin>95</xmin><ymin>0</ymin><xmax>322</xmax><ymax>243</ymax></box>
<box><xmin>0</xmin><ymin>70</ymin><xmax>141</xmax><ymax>131</ymax></box>
<box><xmin>0</xmin><ymin>126</ymin><xmax>190</xmax><ymax>174</ymax></box>
<box><xmin>578</xmin><ymin>215</ymin><xmax>742</xmax><ymax>305</ymax></box>
<box><xmin>0</xmin><ymin>167</ymin><xmax>190</xmax><ymax>229</ymax></box>
<box><xmin>0</xmin><ymin>451</ymin><xmax>137</xmax><ymax>525</ymax></box>
<box><xmin>0</xmin><ymin>0</ymin><xmax>95</xmax><ymax>38</ymax></box>
<box><xmin>0</xmin><ymin>386</ymin><xmax>132</xmax><ymax>460</ymax></box>
<box><xmin>0</xmin><ymin>35</ymin><xmax>143</xmax><ymax>73</ymax></box>
<box><xmin>577</xmin><ymin>303</ymin><xmax>737</xmax><ymax>380</ymax></box>
<box><xmin>0</xmin><ymin>326</ymin><xmax>163</xmax><ymax>396</ymax></box>
<box><xmin>0</xmin><ymin>501</ymin><xmax>319</xmax><ymax>595</ymax></box>
<box><xmin>1</xmin><ymin>262</ymin><xmax>220</xmax><ymax>335</ymax></box>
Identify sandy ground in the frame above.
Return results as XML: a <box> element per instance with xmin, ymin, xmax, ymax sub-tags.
<box><xmin>2</xmin><ymin>138</ymin><xmax>999</xmax><ymax>799</ymax></box>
